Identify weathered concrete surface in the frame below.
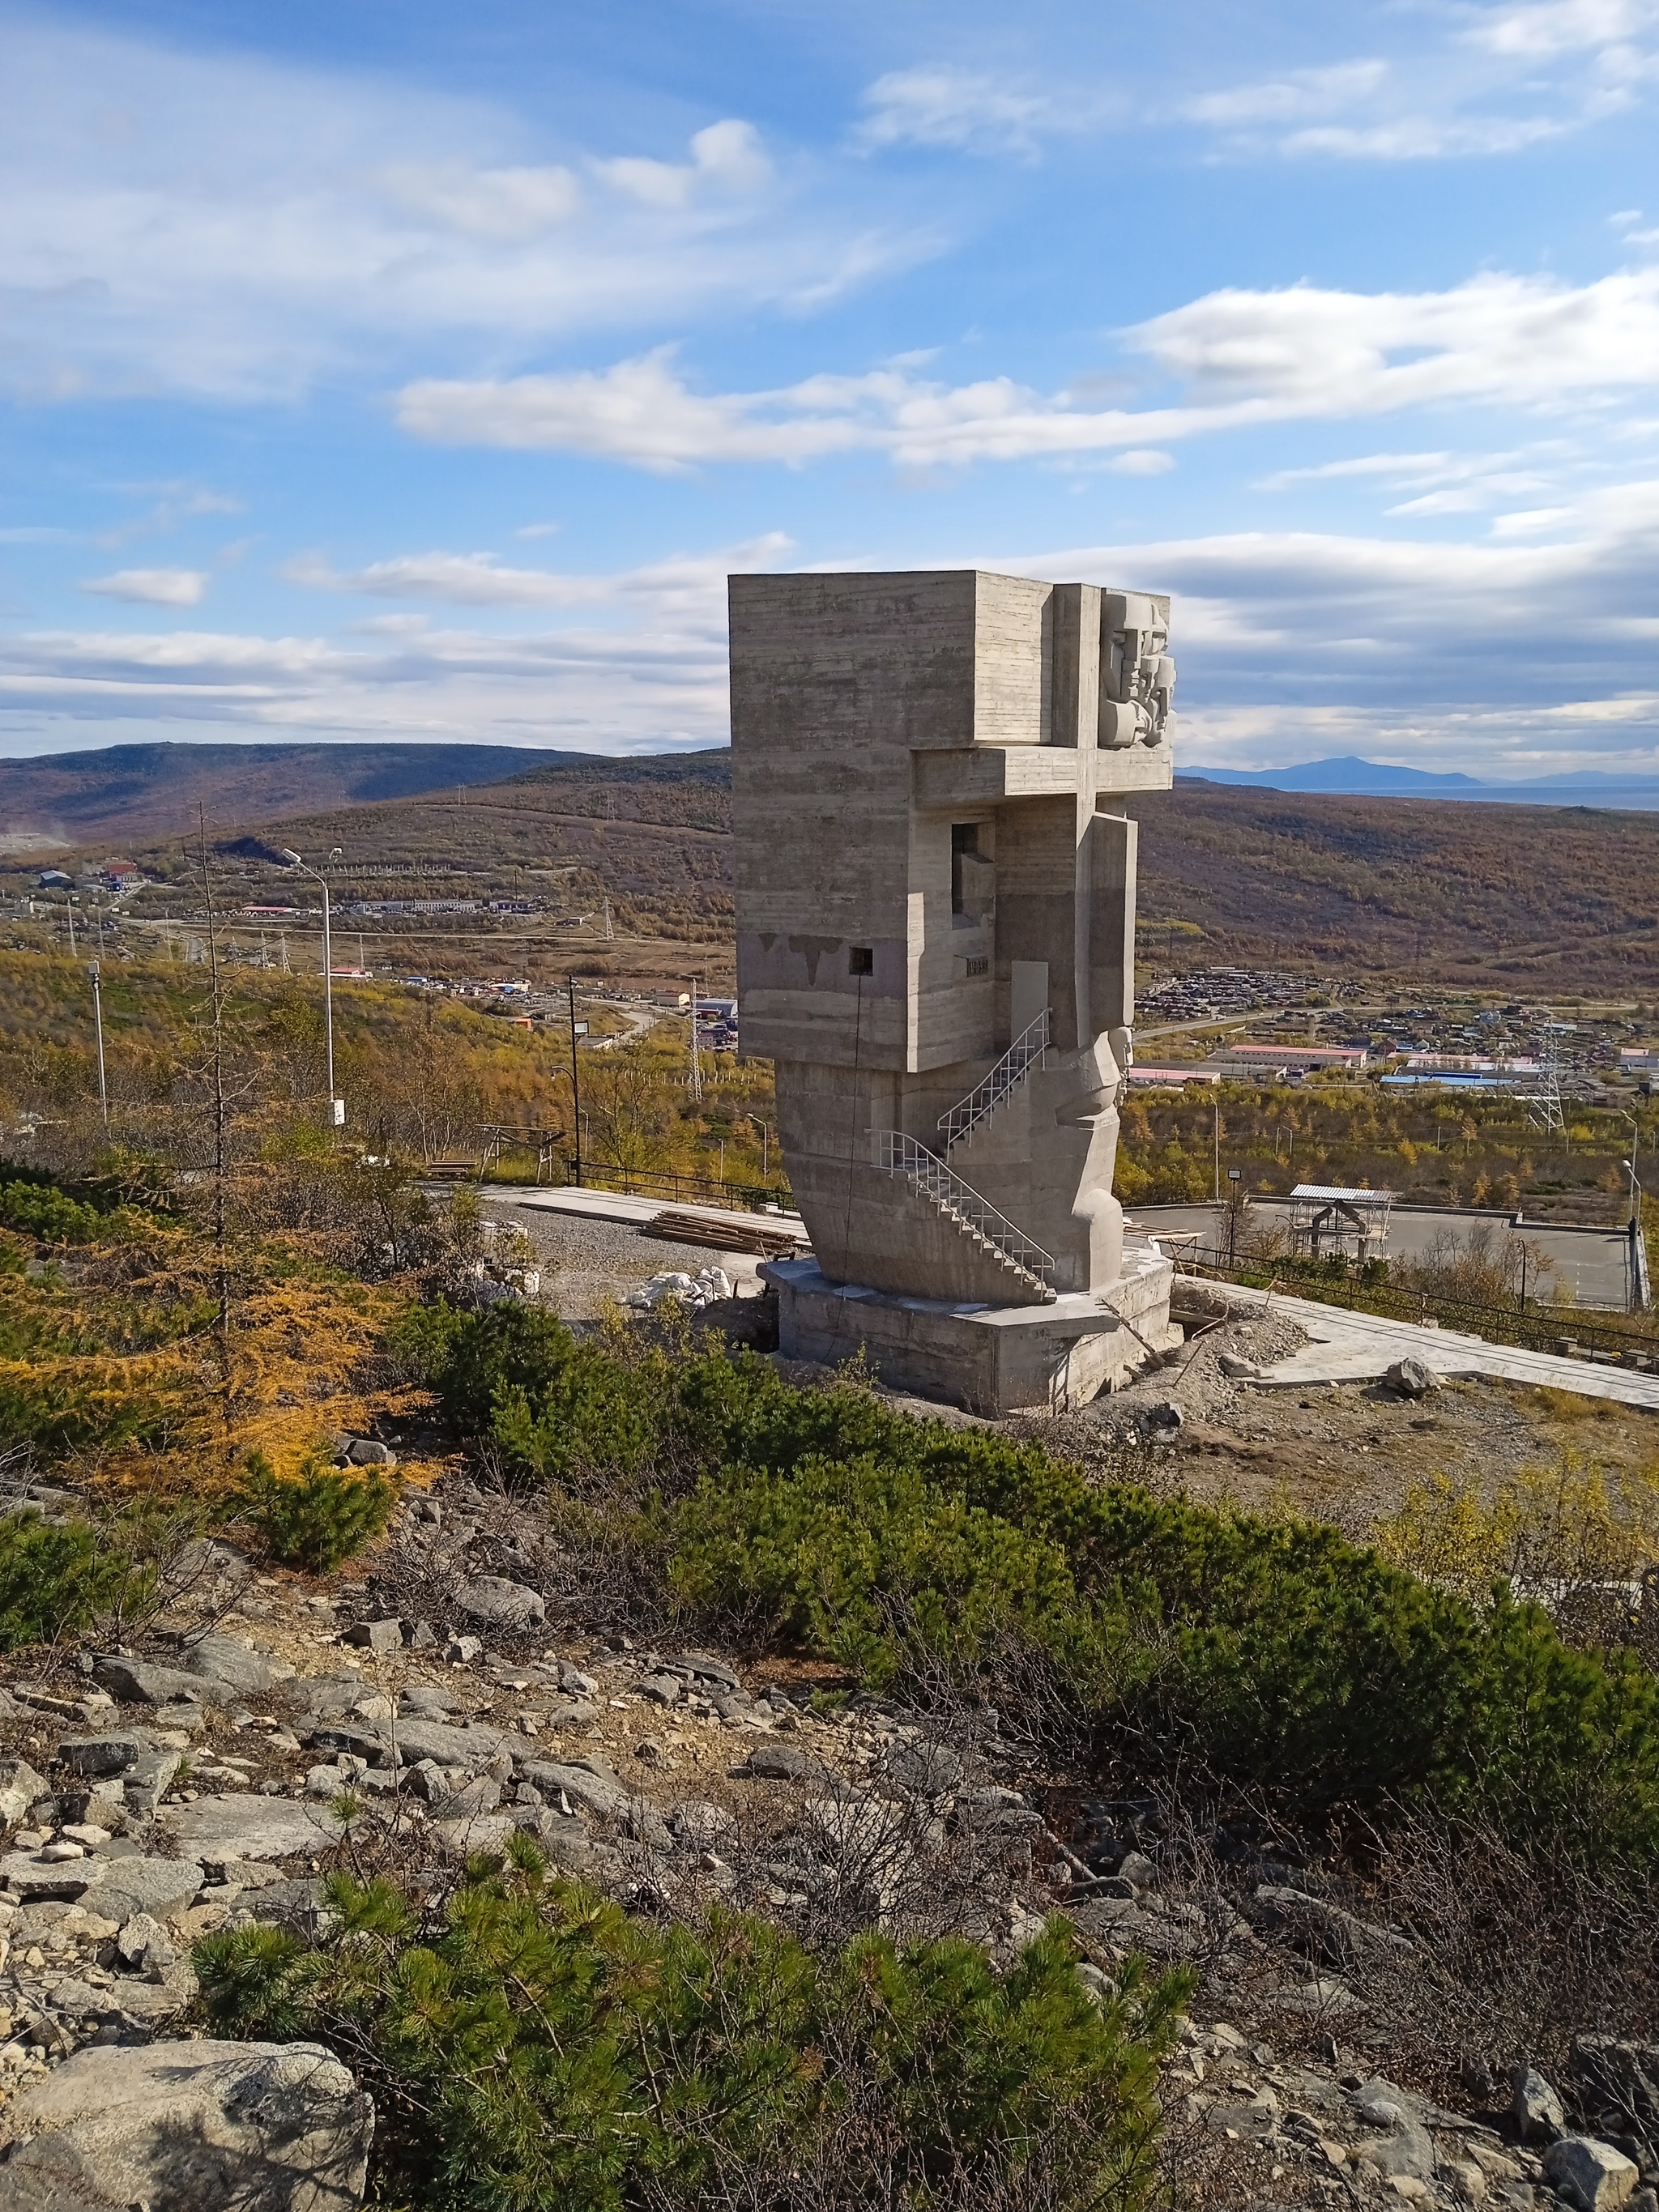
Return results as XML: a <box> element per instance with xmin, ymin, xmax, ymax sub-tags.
<box><xmin>766</xmin><ymin>1243</ymin><xmax>1180</xmax><ymax>1413</ymax></box>
<box><xmin>731</xmin><ymin>567</ymin><xmax>1178</xmax><ymax>1394</ymax></box>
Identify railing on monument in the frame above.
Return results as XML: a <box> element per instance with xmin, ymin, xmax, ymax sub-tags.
<box><xmin>877</xmin><ymin>1130</ymin><xmax>1058</xmax><ymax>1289</ymax></box>
<box><xmin>938</xmin><ymin>1008</ymin><xmax>1051</xmax><ymax>1150</ymax></box>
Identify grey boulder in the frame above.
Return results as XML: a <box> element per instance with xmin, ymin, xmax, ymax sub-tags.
<box><xmin>743</xmin><ymin>1742</ymin><xmax>835</xmax><ymax>1786</ymax></box>
<box><xmin>0</xmin><ymin>2038</ymin><xmax>373</xmax><ymax>2212</ymax></box>
<box><xmin>55</xmin><ymin>1733</ymin><xmax>144</xmax><ymax>1779</ymax></box>
<box><xmin>1386</xmin><ymin>1356</ymin><xmax>1439</xmax><ymax>1399</ymax></box>
<box><xmin>454</xmin><ymin>1575</ymin><xmax>545</xmax><ymax>1630</ymax></box>
<box><xmin>160</xmin><ymin>1791</ymin><xmax>352</xmax><ymax>1859</ymax></box>
<box><xmin>92</xmin><ymin>1653</ymin><xmax>207</xmax><ymax>1709</ymax></box>
<box><xmin>183</xmin><ymin>1634</ymin><xmax>288</xmax><ymax>1695</ymax></box>
<box><xmin>1544</xmin><ymin>2137</ymin><xmax>1641</xmax><ymax>2212</ymax></box>
<box><xmin>0</xmin><ymin>1756</ymin><xmax>49</xmax><ymax>1822</ymax></box>
<box><xmin>1513</xmin><ymin>2063</ymin><xmax>1567</xmax><ymax>2142</ymax></box>
<box><xmin>90</xmin><ymin>1853</ymin><xmax>206</xmax><ymax>1922</ymax></box>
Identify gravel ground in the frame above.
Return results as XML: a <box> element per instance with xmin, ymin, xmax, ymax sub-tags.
<box><xmin>481</xmin><ymin>1200</ymin><xmax>769</xmax><ymax>1320</ymax></box>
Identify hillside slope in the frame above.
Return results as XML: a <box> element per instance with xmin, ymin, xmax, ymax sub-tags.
<box><xmin>15</xmin><ymin>736</ymin><xmax>1659</xmax><ymax>992</ymax></box>
<box><xmin>0</xmin><ymin>740</ymin><xmax>644</xmax><ymax>850</ymax></box>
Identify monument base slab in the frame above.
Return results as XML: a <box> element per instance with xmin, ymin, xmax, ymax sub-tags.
<box><xmin>761</xmin><ymin>1242</ymin><xmax>1180</xmax><ymax>1415</ymax></box>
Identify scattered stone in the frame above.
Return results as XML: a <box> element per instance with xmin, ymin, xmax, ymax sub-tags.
<box><xmin>182</xmin><ymin>1635</ymin><xmax>287</xmax><ymax>1695</ymax></box>
<box><xmin>160</xmin><ymin>1792</ymin><xmax>351</xmax><ymax>1860</ymax></box>
<box><xmin>122</xmin><ymin>1749</ymin><xmax>183</xmax><ymax>1819</ymax></box>
<box><xmin>93</xmin><ymin>1855</ymin><xmax>207</xmax><ymax>1923</ymax></box>
<box><xmin>55</xmin><ymin>1733</ymin><xmax>143</xmax><ymax>1779</ymax></box>
<box><xmin>1513</xmin><ymin>2064</ymin><xmax>1567</xmax><ymax>2142</ymax></box>
<box><xmin>0</xmin><ymin>2037</ymin><xmax>374</xmax><ymax>2212</ymax></box>
<box><xmin>406</xmin><ymin>1619</ymin><xmax>438</xmax><ymax>1650</ymax></box>
<box><xmin>661</xmin><ymin>1652</ymin><xmax>740</xmax><ymax>1692</ymax></box>
<box><xmin>634</xmin><ymin>1737</ymin><xmax>667</xmax><ymax>1767</ymax></box>
<box><xmin>445</xmin><ymin>1636</ymin><xmax>483</xmax><ymax>1663</ymax></box>
<box><xmin>0</xmin><ymin>1850</ymin><xmax>106</xmax><ymax>1902</ymax></box>
<box><xmin>1218</xmin><ymin>1351</ymin><xmax>1262</xmax><ymax>1380</ymax></box>
<box><xmin>742</xmin><ymin>1743</ymin><xmax>835</xmax><ymax>1786</ymax></box>
<box><xmin>1116</xmin><ymin>1848</ymin><xmax>1158</xmax><ymax>1892</ymax></box>
<box><xmin>454</xmin><ymin>1577</ymin><xmax>545</xmax><ymax>1631</ymax></box>
<box><xmin>341</xmin><ymin>1618</ymin><xmax>403</xmax><ymax>1654</ymax></box>
<box><xmin>0</xmin><ymin>1757</ymin><xmax>49</xmax><ymax>1822</ymax></box>
<box><xmin>433</xmin><ymin>1810</ymin><xmax>517</xmax><ymax>1854</ymax></box>
<box><xmin>640</xmin><ymin>1673</ymin><xmax>681</xmax><ymax>1707</ymax></box>
<box><xmin>343</xmin><ymin>1437</ymin><xmax>397</xmax><ymax>1467</ymax></box>
<box><xmin>114</xmin><ymin>1912</ymin><xmax>180</xmax><ymax>1971</ymax></box>
<box><xmin>1386</xmin><ymin>1357</ymin><xmax>1439</xmax><ymax>1400</ymax></box>
<box><xmin>1543</xmin><ymin>2136</ymin><xmax>1641</xmax><ymax>2212</ymax></box>
<box><xmin>1574</xmin><ymin>2037</ymin><xmax>1659</xmax><ymax>2129</ymax></box>
<box><xmin>90</xmin><ymin>1653</ymin><xmax>209</xmax><ymax>1709</ymax></box>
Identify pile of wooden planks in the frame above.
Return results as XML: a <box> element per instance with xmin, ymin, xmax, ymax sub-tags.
<box><xmin>646</xmin><ymin>1208</ymin><xmax>807</xmax><ymax>1259</ymax></box>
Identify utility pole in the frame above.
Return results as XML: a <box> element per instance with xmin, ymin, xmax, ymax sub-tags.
<box><xmin>566</xmin><ymin>975</ymin><xmax>583</xmax><ymax>1187</ymax></box>
<box><xmin>89</xmin><ymin>961</ymin><xmax>108</xmax><ymax>1130</ymax></box>
<box><xmin>66</xmin><ymin>898</ymin><xmax>76</xmax><ymax>957</ymax></box>
<box><xmin>1213</xmin><ymin>1101</ymin><xmax>1221</xmax><ymax>1202</ymax></box>
<box><xmin>689</xmin><ymin>978</ymin><xmax>704</xmax><ymax>1104</ymax></box>
<box><xmin>281</xmin><ymin>849</ymin><xmax>339</xmax><ymax>1124</ymax></box>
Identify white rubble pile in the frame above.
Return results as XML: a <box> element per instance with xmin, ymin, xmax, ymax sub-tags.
<box><xmin>624</xmin><ymin>1267</ymin><xmax>732</xmax><ymax>1312</ymax></box>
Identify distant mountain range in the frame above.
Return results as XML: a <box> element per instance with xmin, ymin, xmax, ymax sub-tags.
<box><xmin>0</xmin><ymin>739</ymin><xmax>652</xmax><ymax>852</ymax></box>
<box><xmin>1179</xmin><ymin>755</ymin><xmax>1659</xmax><ymax>807</ymax></box>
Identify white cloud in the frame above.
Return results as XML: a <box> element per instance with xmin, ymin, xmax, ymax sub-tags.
<box><xmin>80</xmin><ymin>568</ymin><xmax>209</xmax><ymax>607</ymax></box>
<box><xmin>1109</xmin><ymin>450</ymin><xmax>1176</xmax><ymax>475</ymax></box>
<box><xmin>1278</xmin><ymin>114</ymin><xmax>1565</xmax><ymax>158</ymax></box>
<box><xmin>373</xmin><ymin>160</ymin><xmax>582</xmax><ymax>241</ymax></box>
<box><xmin>12</xmin><ymin>488</ymin><xmax>1659</xmax><ymax>774</ymax></box>
<box><xmin>854</xmin><ymin>68</ymin><xmax>1062</xmax><ymax>156</ymax></box>
<box><xmin>1464</xmin><ymin>0</ymin><xmax>1657</xmax><ymax>60</ymax></box>
<box><xmin>1184</xmin><ymin>60</ymin><xmax>1389</xmax><ymax>127</ymax></box>
<box><xmin>396</xmin><ymin>266</ymin><xmax>1659</xmax><ymax>471</ymax></box>
<box><xmin>0</xmin><ymin>23</ymin><xmax>908</xmax><ymax>402</ymax></box>
<box><xmin>284</xmin><ymin>534</ymin><xmax>791</xmax><ymax>609</ymax></box>
<box><xmin>594</xmin><ymin>120</ymin><xmax>770</xmax><ymax>207</ymax></box>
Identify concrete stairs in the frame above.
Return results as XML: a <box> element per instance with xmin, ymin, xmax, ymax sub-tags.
<box><xmin>878</xmin><ymin>1132</ymin><xmax>1057</xmax><ymax>1302</ymax></box>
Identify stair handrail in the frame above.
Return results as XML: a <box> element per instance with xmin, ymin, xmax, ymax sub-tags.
<box><xmin>877</xmin><ymin>1129</ymin><xmax>1058</xmax><ymax>1289</ymax></box>
<box><xmin>938</xmin><ymin>1008</ymin><xmax>1051</xmax><ymax>1150</ymax></box>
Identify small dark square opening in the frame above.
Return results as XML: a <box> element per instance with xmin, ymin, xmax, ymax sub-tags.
<box><xmin>848</xmin><ymin>945</ymin><xmax>873</xmax><ymax>977</ymax></box>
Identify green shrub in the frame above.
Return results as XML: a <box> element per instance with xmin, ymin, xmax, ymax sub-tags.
<box><xmin>0</xmin><ymin>1510</ymin><xmax>127</xmax><ymax>1650</ymax></box>
<box><xmin>408</xmin><ymin>1318</ymin><xmax>1659</xmax><ymax>1863</ymax></box>
<box><xmin>0</xmin><ymin>1181</ymin><xmax>104</xmax><ymax>1243</ymax></box>
<box><xmin>196</xmin><ymin>1845</ymin><xmax>1188</xmax><ymax>2212</ymax></box>
<box><xmin>238</xmin><ymin>1448</ymin><xmax>396</xmax><ymax>1573</ymax></box>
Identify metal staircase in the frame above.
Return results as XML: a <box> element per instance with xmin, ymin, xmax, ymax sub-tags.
<box><xmin>877</xmin><ymin>1131</ymin><xmax>1057</xmax><ymax>1300</ymax></box>
<box><xmin>938</xmin><ymin>1009</ymin><xmax>1050</xmax><ymax>1152</ymax></box>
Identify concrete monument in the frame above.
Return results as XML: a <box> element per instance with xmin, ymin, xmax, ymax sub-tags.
<box><xmin>731</xmin><ymin>569</ymin><xmax>1181</xmax><ymax>1411</ymax></box>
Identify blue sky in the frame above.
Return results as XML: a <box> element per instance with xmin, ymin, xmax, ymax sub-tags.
<box><xmin>2</xmin><ymin>0</ymin><xmax>1658</xmax><ymax>777</ymax></box>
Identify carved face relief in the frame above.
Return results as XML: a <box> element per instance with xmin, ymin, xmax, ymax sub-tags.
<box><xmin>1098</xmin><ymin>592</ymin><xmax>1175</xmax><ymax>750</ymax></box>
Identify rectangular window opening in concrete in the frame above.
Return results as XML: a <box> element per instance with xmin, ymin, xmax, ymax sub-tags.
<box><xmin>848</xmin><ymin>944</ymin><xmax>873</xmax><ymax>976</ymax></box>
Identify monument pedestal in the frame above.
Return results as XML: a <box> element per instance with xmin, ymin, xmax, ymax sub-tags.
<box><xmin>761</xmin><ymin>1238</ymin><xmax>1180</xmax><ymax>1415</ymax></box>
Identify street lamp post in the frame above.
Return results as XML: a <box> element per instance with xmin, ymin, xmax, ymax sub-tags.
<box><xmin>89</xmin><ymin>960</ymin><xmax>108</xmax><ymax>1130</ymax></box>
<box><xmin>281</xmin><ymin>848</ymin><xmax>340</xmax><ymax>1124</ymax></box>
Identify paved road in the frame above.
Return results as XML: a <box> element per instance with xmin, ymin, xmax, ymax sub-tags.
<box><xmin>1195</xmin><ymin>1277</ymin><xmax>1659</xmax><ymax>1410</ymax></box>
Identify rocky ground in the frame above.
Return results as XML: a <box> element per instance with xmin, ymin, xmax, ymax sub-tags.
<box><xmin>0</xmin><ymin>1462</ymin><xmax>1654</xmax><ymax>2210</ymax></box>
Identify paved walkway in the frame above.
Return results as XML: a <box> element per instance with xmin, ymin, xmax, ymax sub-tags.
<box><xmin>475</xmin><ymin>1183</ymin><xmax>808</xmax><ymax>1238</ymax></box>
<box><xmin>1188</xmin><ymin>1276</ymin><xmax>1659</xmax><ymax>1411</ymax></box>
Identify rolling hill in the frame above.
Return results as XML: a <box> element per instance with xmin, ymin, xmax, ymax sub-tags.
<box><xmin>0</xmin><ymin>740</ymin><xmax>693</xmax><ymax>852</ymax></box>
